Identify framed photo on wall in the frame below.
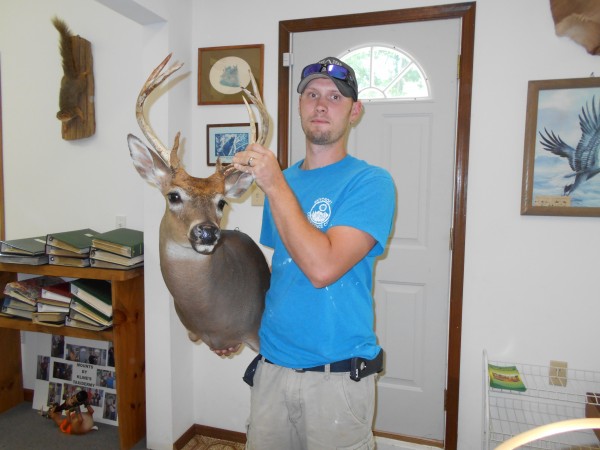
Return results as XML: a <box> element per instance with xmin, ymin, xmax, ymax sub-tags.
<box><xmin>521</xmin><ymin>77</ymin><xmax>600</xmax><ymax>217</ymax></box>
<box><xmin>206</xmin><ymin>123</ymin><xmax>254</xmax><ymax>166</ymax></box>
<box><xmin>198</xmin><ymin>44</ymin><xmax>264</xmax><ymax>105</ymax></box>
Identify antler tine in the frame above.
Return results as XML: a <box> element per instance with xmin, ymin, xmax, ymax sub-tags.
<box><xmin>135</xmin><ymin>53</ymin><xmax>184</xmax><ymax>164</ymax></box>
<box><xmin>242</xmin><ymin>96</ymin><xmax>258</xmax><ymax>145</ymax></box>
<box><xmin>241</xmin><ymin>70</ymin><xmax>269</xmax><ymax>146</ymax></box>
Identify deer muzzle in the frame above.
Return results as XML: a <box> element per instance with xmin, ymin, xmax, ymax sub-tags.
<box><xmin>190</xmin><ymin>223</ymin><xmax>221</xmax><ymax>253</ymax></box>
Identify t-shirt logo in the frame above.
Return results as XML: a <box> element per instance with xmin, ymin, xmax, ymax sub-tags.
<box><xmin>308</xmin><ymin>197</ymin><xmax>332</xmax><ymax>228</ymax></box>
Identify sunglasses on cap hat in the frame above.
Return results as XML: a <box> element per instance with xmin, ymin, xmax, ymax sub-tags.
<box><xmin>301</xmin><ymin>63</ymin><xmax>352</xmax><ymax>82</ymax></box>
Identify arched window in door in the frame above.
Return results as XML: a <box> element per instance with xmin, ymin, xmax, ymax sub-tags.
<box><xmin>341</xmin><ymin>45</ymin><xmax>430</xmax><ymax>100</ymax></box>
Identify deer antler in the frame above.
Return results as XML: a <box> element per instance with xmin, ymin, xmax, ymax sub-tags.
<box><xmin>241</xmin><ymin>70</ymin><xmax>269</xmax><ymax>146</ymax></box>
<box><xmin>136</xmin><ymin>53</ymin><xmax>184</xmax><ymax>165</ymax></box>
<box><xmin>137</xmin><ymin>54</ymin><xmax>267</xmax><ymax>172</ymax></box>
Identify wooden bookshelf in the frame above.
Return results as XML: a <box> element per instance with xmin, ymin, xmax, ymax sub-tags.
<box><xmin>0</xmin><ymin>263</ymin><xmax>145</xmax><ymax>450</ymax></box>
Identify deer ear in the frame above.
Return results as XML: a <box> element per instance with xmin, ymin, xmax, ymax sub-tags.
<box><xmin>223</xmin><ymin>168</ymin><xmax>254</xmax><ymax>198</ymax></box>
<box><xmin>127</xmin><ymin>134</ymin><xmax>173</xmax><ymax>191</ymax></box>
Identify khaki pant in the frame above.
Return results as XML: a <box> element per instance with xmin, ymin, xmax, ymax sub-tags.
<box><xmin>246</xmin><ymin>359</ymin><xmax>376</xmax><ymax>450</ymax></box>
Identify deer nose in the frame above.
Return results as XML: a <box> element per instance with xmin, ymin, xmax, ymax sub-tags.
<box><xmin>192</xmin><ymin>223</ymin><xmax>220</xmax><ymax>245</ymax></box>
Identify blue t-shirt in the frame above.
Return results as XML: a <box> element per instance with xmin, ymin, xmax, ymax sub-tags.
<box><xmin>259</xmin><ymin>155</ymin><xmax>396</xmax><ymax>368</ymax></box>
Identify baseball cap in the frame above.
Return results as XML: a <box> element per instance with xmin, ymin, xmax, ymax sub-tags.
<box><xmin>297</xmin><ymin>57</ymin><xmax>358</xmax><ymax>101</ymax></box>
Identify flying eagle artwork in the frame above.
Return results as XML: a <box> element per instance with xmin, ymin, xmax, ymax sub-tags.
<box><xmin>539</xmin><ymin>96</ymin><xmax>600</xmax><ymax>196</ymax></box>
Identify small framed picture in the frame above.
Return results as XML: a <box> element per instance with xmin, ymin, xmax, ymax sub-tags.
<box><xmin>198</xmin><ymin>44</ymin><xmax>264</xmax><ymax>105</ymax></box>
<box><xmin>206</xmin><ymin>123</ymin><xmax>254</xmax><ymax>166</ymax></box>
<box><xmin>521</xmin><ymin>77</ymin><xmax>600</xmax><ymax>217</ymax></box>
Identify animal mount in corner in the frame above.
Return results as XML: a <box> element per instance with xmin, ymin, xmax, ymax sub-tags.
<box><xmin>550</xmin><ymin>0</ymin><xmax>600</xmax><ymax>55</ymax></box>
<box><xmin>52</xmin><ymin>17</ymin><xmax>95</xmax><ymax>140</ymax></box>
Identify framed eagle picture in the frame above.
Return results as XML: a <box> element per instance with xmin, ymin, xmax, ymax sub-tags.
<box><xmin>521</xmin><ymin>77</ymin><xmax>600</xmax><ymax>217</ymax></box>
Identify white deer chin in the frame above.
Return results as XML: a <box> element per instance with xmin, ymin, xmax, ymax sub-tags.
<box><xmin>191</xmin><ymin>242</ymin><xmax>217</xmax><ymax>254</ymax></box>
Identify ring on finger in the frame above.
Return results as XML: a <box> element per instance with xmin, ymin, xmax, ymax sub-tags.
<box><xmin>248</xmin><ymin>156</ymin><xmax>254</xmax><ymax>167</ymax></box>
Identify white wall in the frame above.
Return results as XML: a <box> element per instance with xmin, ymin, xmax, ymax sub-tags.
<box><xmin>0</xmin><ymin>0</ymin><xmax>146</xmax><ymax>235</ymax></box>
<box><xmin>2</xmin><ymin>1</ymin><xmax>599</xmax><ymax>449</ymax></box>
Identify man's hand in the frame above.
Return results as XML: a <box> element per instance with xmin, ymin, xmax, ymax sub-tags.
<box><xmin>232</xmin><ymin>143</ymin><xmax>285</xmax><ymax>195</ymax></box>
<box><xmin>211</xmin><ymin>343</ymin><xmax>242</xmax><ymax>357</ymax></box>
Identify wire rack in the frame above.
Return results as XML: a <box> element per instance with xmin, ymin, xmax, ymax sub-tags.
<box><xmin>483</xmin><ymin>352</ymin><xmax>600</xmax><ymax>449</ymax></box>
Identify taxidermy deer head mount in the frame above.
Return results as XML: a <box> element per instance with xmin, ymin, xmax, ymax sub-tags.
<box><xmin>126</xmin><ymin>54</ymin><xmax>270</xmax><ymax>353</ymax></box>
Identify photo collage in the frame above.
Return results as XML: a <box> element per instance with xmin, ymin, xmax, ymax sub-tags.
<box><xmin>33</xmin><ymin>335</ymin><xmax>118</xmax><ymax>426</ymax></box>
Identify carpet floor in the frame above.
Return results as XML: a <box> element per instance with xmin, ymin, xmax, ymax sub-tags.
<box><xmin>0</xmin><ymin>402</ymin><xmax>244</xmax><ymax>450</ymax></box>
<box><xmin>0</xmin><ymin>402</ymin><xmax>130</xmax><ymax>449</ymax></box>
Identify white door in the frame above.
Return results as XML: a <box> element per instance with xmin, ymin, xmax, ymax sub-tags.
<box><xmin>289</xmin><ymin>19</ymin><xmax>460</xmax><ymax>441</ymax></box>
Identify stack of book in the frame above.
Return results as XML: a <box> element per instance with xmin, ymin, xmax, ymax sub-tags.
<box><xmin>33</xmin><ymin>280</ymin><xmax>73</xmax><ymax>326</ymax></box>
<box><xmin>67</xmin><ymin>278</ymin><xmax>113</xmax><ymax>330</ymax></box>
<box><xmin>90</xmin><ymin>228</ymin><xmax>144</xmax><ymax>270</ymax></box>
<box><xmin>1</xmin><ymin>276</ymin><xmax>64</xmax><ymax>320</ymax></box>
<box><xmin>46</xmin><ymin>228</ymin><xmax>99</xmax><ymax>268</ymax></box>
<box><xmin>0</xmin><ymin>236</ymin><xmax>49</xmax><ymax>265</ymax></box>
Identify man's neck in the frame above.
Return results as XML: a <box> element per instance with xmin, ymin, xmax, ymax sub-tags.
<box><xmin>301</xmin><ymin>142</ymin><xmax>347</xmax><ymax>170</ymax></box>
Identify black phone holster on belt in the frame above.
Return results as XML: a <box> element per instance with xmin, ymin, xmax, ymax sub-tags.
<box><xmin>350</xmin><ymin>349</ymin><xmax>384</xmax><ymax>381</ymax></box>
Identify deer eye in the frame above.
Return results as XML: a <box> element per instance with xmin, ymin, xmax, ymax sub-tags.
<box><xmin>167</xmin><ymin>192</ymin><xmax>181</xmax><ymax>204</ymax></box>
<box><xmin>218</xmin><ymin>199</ymin><xmax>228</xmax><ymax>211</ymax></box>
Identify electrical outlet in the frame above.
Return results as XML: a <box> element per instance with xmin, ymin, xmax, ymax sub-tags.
<box><xmin>116</xmin><ymin>215</ymin><xmax>127</xmax><ymax>228</ymax></box>
<box><xmin>251</xmin><ymin>187</ymin><xmax>265</xmax><ymax>206</ymax></box>
<box><xmin>549</xmin><ymin>360</ymin><xmax>567</xmax><ymax>387</ymax></box>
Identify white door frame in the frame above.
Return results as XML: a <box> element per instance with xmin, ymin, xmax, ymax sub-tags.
<box><xmin>276</xmin><ymin>3</ymin><xmax>476</xmax><ymax>449</ymax></box>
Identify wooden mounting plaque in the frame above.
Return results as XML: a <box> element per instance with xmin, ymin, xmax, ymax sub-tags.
<box><xmin>61</xmin><ymin>35</ymin><xmax>95</xmax><ymax>140</ymax></box>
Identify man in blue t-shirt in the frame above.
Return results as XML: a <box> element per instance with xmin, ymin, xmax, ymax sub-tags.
<box><xmin>232</xmin><ymin>56</ymin><xmax>396</xmax><ymax>450</ymax></box>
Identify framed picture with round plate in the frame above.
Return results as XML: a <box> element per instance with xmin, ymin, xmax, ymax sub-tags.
<box><xmin>198</xmin><ymin>44</ymin><xmax>264</xmax><ymax>105</ymax></box>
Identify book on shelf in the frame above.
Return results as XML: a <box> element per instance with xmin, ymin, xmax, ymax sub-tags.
<box><xmin>0</xmin><ymin>253</ymin><xmax>49</xmax><ymax>265</ymax></box>
<box><xmin>0</xmin><ymin>236</ymin><xmax>47</xmax><ymax>255</ymax></box>
<box><xmin>36</xmin><ymin>302</ymin><xmax>70</xmax><ymax>313</ymax></box>
<box><xmin>0</xmin><ymin>305</ymin><xmax>33</xmax><ymax>320</ymax></box>
<box><xmin>488</xmin><ymin>363</ymin><xmax>527</xmax><ymax>392</ymax></box>
<box><xmin>70</xmin><ymin>279</ymin><xmax>112</xmax><ymax>316</ymax></box>
<box><xmin>32</xmin><ymin>311</ymin><xmax>68</xmax><ymax>326</ymax></box>
<box><xmin>70</xmin><ymin>296</ymin><xmax>113</xmax><ymax>327</ymax></box>
<box><xmin>89</xmin><ymin>248</ymin><xmax>144</xmax><ymax>266</ymax></box>
<box><xmin>40</xmin><ymin>282</ymin><xmax>72</xmax><ymax>304</ymax></box>
<box><xmin>3</xmin><ymin>296</ymin><xmax>36</xmax><ymax>312</ymax></box>
<box><xmin>65</xmin><ymin>315</ymin><xmax>111</xmax><ymax>331</ymax></box>
<box><xmin>91</xmin><ymin>228</ymin><xmax>143</xmax><ymax>258</ymax></box>
<box><xmin>45</xmin><ymin>228</ymin><xmax>99</xmax><ymax>255</ymax></box>
<box><xmin>37</xmin><ymin>296</ymin><xmax>72</xmax><ymax>308</ymax></box>
<box><xmin>68</xmin><ymin>309</ymin><xmax>103</xmax><ymax>326</ymax></box>
<box><xmin>3</xmin><ymin>276</ymin><xmax>65</xmax><ymax>307</ymax></box>
<box><xmin>48</xmin><ymin>255</ymin><xmax>91</xmax><ymax>268</ymax></box>
<box><xmin>89</xmin><ymin>258</ymin><xmax>144</xmax><ymax>270</ymax></box>
<box><xmin>45</xmin><ymin>245</ymin><xmax>89</xmax><ymax>258</ymax></box>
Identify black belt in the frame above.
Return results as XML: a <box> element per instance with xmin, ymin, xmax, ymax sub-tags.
<box><xmin>243</xmin><ymin>350</ymin><xmax>384</xmax><ymax>386</ymax></box>
<box><xmin>264</xmin><ymin>357</ymin><xmax>349</xmax><ymax>372</ymax></box>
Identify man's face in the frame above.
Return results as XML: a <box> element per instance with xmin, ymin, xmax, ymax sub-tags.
<box><xmin>299</xmin><ymin>78</ymin><xmax>361</xmax><ymax>146</ymax></box>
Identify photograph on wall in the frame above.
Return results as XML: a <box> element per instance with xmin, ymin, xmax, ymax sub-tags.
<box><xmin>206</xmin><ymin>123</ymin><xmax>254</xmax><ymax>165</ymax></box>
<box><xmin>521</xmin><ymin>77</ymin><xmax>600</xmax><ymax>216</ymax></box>
<box><xmin>198</xmin><ymin>44</ymin><xmax>264</xmax><ymax>105</ymax></box>
<box><xmin>32</xmin><ymin>335</ymin><xmax>118</xmax><ymax>426</ymax></box>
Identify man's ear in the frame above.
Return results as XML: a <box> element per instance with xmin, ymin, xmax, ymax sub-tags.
<box><xmin>350</xmin><ymin>100</ymin><xmax>363</xmax><ymax>124</ymax></box>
